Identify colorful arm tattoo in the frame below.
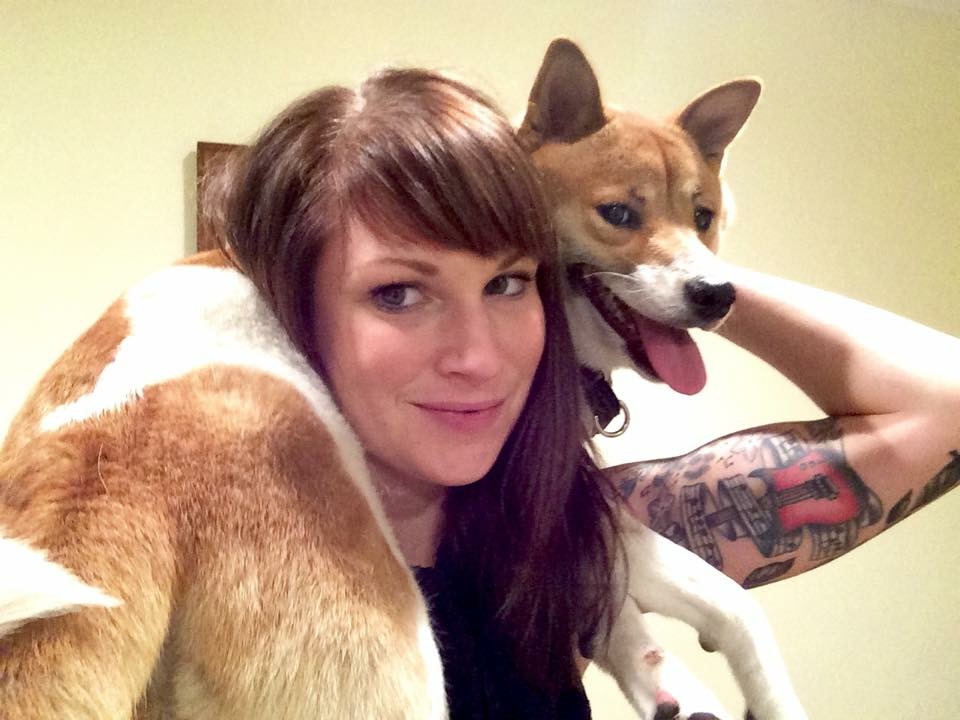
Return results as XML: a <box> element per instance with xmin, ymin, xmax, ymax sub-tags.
<box><xmin>614</xmin><ymin>417</ymin><xmax>960</xmax><ymax>587</ymax></box>
<box><xmin>614</xmin><ymin>419</ymin><xmax>881</xmax><ymax>586</ymax></box>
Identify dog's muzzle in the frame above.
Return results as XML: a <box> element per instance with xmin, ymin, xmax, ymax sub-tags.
<box><xmin>567</xmin><ymin>263</ymin><xmax>712</xmax><ymax>396</ymax></box>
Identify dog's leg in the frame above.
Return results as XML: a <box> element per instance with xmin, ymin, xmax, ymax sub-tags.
<box><xmin>0</xmin><ymin>540</ymin><xmax>174</xmax><ymax>719</ymax></box>
<box><xmin>0</xmin><ymin>532</ymin><xmax>121</xmax><ymax>637</ymax></box>
<box><xmin>618</xmin><ymin>516</ymin><xmax>807</xmax><ymax>720</ymax></box>
<box><xmin>594</xmin><ymin>598</ymin><xmax>732</xmax><ymax>720</ymax></box>
<box><xmin>0</xmin><ymin>467</ymin><xmax>177</xmax><ymax>720</ymax></box>
<box><xmin>656</xmin><ymin>646</ymin><xmax>734</xmax><ymax>720</ymax></box>
<box><xmin>592</xmin><ymin>598</ymin><xmax>665</xmax><ymax>719</ymax></box>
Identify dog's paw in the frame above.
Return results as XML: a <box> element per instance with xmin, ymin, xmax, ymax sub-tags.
<box><xmin>650</xmin><ymin>689</ymin><xmax>726</xmax><ymax>720</ymax></box>
<box><xmin>653</xmin><ymin>694</ymin><xmax>679</xmax><ymax>719</ymax></box>
<box><xmin>654</xmin><ymin>657</ymin><xmax>733</xmax><ymax>720</ymax></box>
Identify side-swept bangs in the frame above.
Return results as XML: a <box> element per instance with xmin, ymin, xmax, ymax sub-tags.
<box><xmin>227</xmin><ymin>69</ymin><xmax>558</xmax><ymax>369</ymax></box>
<box><xmin>329</xmin><ymin>69</ymin><xmax>555</xmax><ymax>264</ymax></box>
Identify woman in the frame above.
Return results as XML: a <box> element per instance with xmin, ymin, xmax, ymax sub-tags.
<box><xmin>224</xmin><ymin>68</ymin><xmax>615</xmax><ymax>718</ymax></box>
<box><xmin>221</xmin><ymin>67</ymin><xmax>960</xmax><ymax>718</ymax></box>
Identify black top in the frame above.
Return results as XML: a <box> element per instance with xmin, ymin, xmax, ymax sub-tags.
<box><xmin>413</xmin><ymin>566</ymin><xmax>592</xmax><ymax>720</ymax></box>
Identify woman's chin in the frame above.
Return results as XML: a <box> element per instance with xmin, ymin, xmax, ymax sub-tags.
<box><xmin>420</xmin><ymin>461</ymin><xmax>494</xmax><ymax>489</ymax></box>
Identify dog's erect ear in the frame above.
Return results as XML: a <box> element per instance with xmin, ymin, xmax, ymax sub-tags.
<box><xmin>676</xmin><ymin>79</ymin><xmax>762</xmax><ymax>168</ymax></box>
<box><xmin>517</xmin><ymin>38</ymin><xmax>606</xmax><ymax>152</ymax></box>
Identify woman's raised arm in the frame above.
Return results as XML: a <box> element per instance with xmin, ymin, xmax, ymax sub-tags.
<box><xmin>606</xmin><ymin>266</ymin><xmax>960</xmax><ymax>586</ymax></box>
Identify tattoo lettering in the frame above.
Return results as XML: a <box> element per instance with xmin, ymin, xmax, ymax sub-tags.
<box><xmin>885</xmin><ymin>450</ymin><xmax>960</xmax><ymax>527</ymax></box>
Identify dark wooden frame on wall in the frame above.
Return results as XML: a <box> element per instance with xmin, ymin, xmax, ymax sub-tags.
<box><xmin>196</xmin><ymin>141</ymin><xmax>243</xmax><ymax>252</ymax></box>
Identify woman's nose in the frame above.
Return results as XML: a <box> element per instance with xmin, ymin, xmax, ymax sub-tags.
<box><xmin>435</xmin><ymin>305</ymin><xmax>503</xmax><ymax>381</ymax></box>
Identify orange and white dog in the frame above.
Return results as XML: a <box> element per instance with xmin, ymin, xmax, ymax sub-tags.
<box><xmin>518</xmin><ymin>40</ymin><xmax>806</xmax><ymax>720</ymax></box>
<box><xmin>0</xmin><ymin>39</ymin><xmax>805</xmax><ymax>720</ymax></box>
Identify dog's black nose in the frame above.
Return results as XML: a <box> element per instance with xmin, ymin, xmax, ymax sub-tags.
<box><xmin>684</xmin><ymin>277</ymin><xmax>736</xmax><ymax>322</ymax></box>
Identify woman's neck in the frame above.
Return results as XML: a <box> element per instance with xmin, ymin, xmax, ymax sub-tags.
<box><xmin>366</xmin><ymin>454</ymin><xmax>447</xmax><ymax>568</ymax></box>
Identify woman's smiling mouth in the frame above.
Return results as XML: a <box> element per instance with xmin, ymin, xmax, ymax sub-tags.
<box><xmin>412</xmin><ymin>400</ymin><xmax>506</xmax><ymax>431</ymax></box>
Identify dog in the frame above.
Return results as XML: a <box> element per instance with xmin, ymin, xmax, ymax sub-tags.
<box><xmin>518</xmin><ymin>39</ymin><xmax>807</xmax><ymax>719</ymax></box>
<box><xmin>0</xmin><ymin>39</ymin><xmax>804</xmax><ymax>720</ymax></box>
<box><xmin>0</xmin><ymin>251</ymin><xmax>447</xmax><ymax>719</ymax></box>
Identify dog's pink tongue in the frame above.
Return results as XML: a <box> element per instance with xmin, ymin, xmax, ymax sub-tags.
<box><xmin>630</xmin><ymin>317</ymin><xmax>706</xmax><ymax>395</ymax></box>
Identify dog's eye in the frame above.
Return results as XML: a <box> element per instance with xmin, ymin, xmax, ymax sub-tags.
<box><xmin>596</xmin><ymin>203</ymin><xmax>641</xmax><ymax>230</ymax></box>
<box><xmin>694</xmin><ymin>206</ymin><xmax>715</xmax><ymax>232</ymax></box>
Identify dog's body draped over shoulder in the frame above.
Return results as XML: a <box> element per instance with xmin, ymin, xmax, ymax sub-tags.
<box><xmin>0</xmin><ymin>252</ymin><xmax>446</xmax><ymax>719</ymax></box>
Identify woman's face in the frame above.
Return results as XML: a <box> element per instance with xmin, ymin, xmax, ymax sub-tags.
<box><xmin>313</xmin><ymin>221</ymin><xmax>545</xmax><ymax>493</ymax></box>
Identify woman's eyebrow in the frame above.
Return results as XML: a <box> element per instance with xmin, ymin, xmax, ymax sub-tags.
<box><xmin>368</xmin><ymin>257</ymin><xmax>439</xmax><ymax>275</ymax></box>
<box><xmin>497</xmin><ymin>251</ymin><xmax>529</xmax><ymax>270</ymax></box>
<box><xmin>363</xmin><ymin>253</ymin><xmax>530</xmax><ymax>275</ymax></box>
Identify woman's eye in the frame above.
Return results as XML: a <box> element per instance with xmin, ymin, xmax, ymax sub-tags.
<box><xmin>485</xmin><ymin>273</ymin><xmax>533</xmax><ymax>297</ymax></box>
<box><xmin>596</xmin><ymin>202</ymin><xmax>641</xmax><ymax>230</ymax></box>
<box><xmin>371</xmin><ymin>283</ymin><xmax>422</xmax><ymax>311</ymax></box>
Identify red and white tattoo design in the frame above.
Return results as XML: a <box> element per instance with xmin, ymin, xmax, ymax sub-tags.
<box><xmin>617</xmin><ymin>419</ymin><xmax>884</xmax><ymax>587</ymax></box>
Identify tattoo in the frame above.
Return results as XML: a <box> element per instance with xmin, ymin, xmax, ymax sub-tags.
<box><xmin>806</xmin><ymin>416</ymin><xmax>844</xmax><ymax>444</ymax></box>
<box><xmin>617</xmin><ymin>474</ymin><xmax>639</xmax><ymax>500</ymax></box>
<box><xmin>616</xmin><ymin>417</ymin><xmax>883</xmax><ymax>578</ymax></box>
<box><xmin>743</xmin><ymin>559</ymin><xmax>796</xmax><ymax>589</ymax></box>
<box><xmin>886</xmin><ymin>491</ymin><xmax>913</xmax><ymax>526</ymax></box>
<box><xmin>886</xmin><ymin>450</ymin><xmax>960</xmax><ymax>527</ymax></box>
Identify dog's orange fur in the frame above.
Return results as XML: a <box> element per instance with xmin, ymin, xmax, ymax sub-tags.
<box><xmin>529</xmin><ymin>113</ymin><xmax>726</xmax><ymax>270</ymax></box>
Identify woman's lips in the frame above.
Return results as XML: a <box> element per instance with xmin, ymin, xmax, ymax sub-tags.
<box><xmin>412</xmin><ymin>400</ymin><xmax>505</xmax><ymax>432</ymax></box>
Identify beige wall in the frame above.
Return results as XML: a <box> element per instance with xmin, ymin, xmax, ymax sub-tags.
<box><xmin>2</xmin><ymin>2</ymin><xmax>958</xmax><ymax>718</ymax></box>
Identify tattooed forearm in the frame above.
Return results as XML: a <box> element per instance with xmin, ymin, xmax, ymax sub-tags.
<box><xmin>886</xmin><ymin>450</ymin><xmax>960</xmax><ymax>526</ymax></box>
<box><xmin>612</xmin><ymin>417</ymin><xmax>884</xmax><ymax>585</ymax></box>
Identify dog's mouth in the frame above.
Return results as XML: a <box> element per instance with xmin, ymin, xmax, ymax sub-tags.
<box><xmin>569</xmin><ymin>264</ymin><xmax>707</xmax><ymax>395</ymax></box>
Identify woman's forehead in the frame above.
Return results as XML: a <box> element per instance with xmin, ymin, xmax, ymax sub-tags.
<box><xmin>334</xmin><ymin>219</ymin><xmax>535</xmax><ymax>269</ymax></box>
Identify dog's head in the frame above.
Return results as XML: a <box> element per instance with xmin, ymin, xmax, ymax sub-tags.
<box><xmin>518</xmin><ymin>39</ymin><xmax>760</xmax><ymax>396</ymax></box>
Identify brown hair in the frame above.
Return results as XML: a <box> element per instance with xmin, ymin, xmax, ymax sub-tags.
<box><xmin>223</xmin><ymin>68</ymin><xmax>617</xmax><ymax>696</ymax></box>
